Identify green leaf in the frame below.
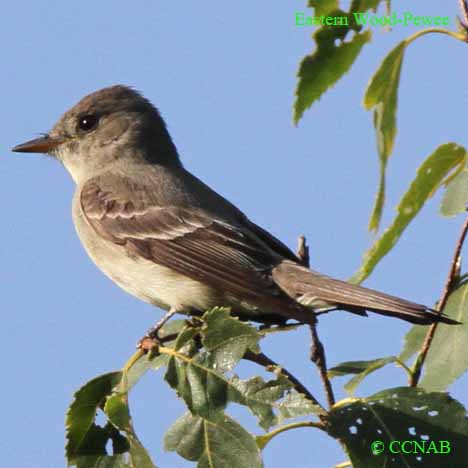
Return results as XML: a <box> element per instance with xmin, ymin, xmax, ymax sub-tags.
<box><xmin>364</xmin><ymin>41</ymin><xmax>406</xmax><ymax>232</ymax></box>
<box><xmin>104</xmin><ymin>394</ymin><xmax>156</xmax><ymax>468</ymax></box>
<box><xmin>295</xmin><ymin>0</ymin><xmax>388</xmax><ymax>123</ymax></box>
<box><xmin>307</xmin><ymin>0</ymin><xmax>338</xmax><ymax>17</ymax></box>
<box><xmin>440</xmin><ymin>166</ymin><xmax>468</xmax><ymax>217</ymax></box>
<box><xmin>164</xmin><ymin>412</ymin><xmax>263</xmax><ymax>468</ymax></box>
<box><xmin>164</xmin><ymin>345</ymin><xmax>230</xmax><ymax>420</ymax></box>
<box><xmin>165</xmin><ymin>309</ymin><xmax>265</xmax><ymax>420</ymax></box>
<box><xmin>201</xmin><ymin>308</ymin><xmax>261</xmax><ymax>373</ymax></box>
<box><xmin>416</xmin><ymin>282</ymin><xmax>468</xmax><ymax>391</ymax></box>
<box><xmin>232</xmin><ymin>374</ymin><xmax>322</xmax><ymax>430</ymax></box>
<box><xmin>307</xmin><ymin>0</ymin><xmax>338</xmax><ymax>16</ymax></box>
<box><xmin>66</xmin><ymin>372</ymin><xmax>123</xmax><ymax>461</ymax></box>
<box><xmin>328</xmin><ymin>357</ymin><xmax>397</xmax><ymax>394</ymax></box>
<box><xmin>276</xmin><ymin>391</ymin><xmax>324</xmax><ymax>422</ymax></box>
<box><xmin>399</xmin><ymin>325</ymin><xmax>427</xmax><ymax>364</ymax></box>
<box><xmin>66</xmin><ymin>368</ymin><xmax>159</xmax><ymax>467</ymax></box>
<box><xmin>229</xmin><ymin>375</ymin><xmax>289</xmax><ymax>430</ymax></box>
<box><xmin>230</xmin><ymin>373</ymin><xmax>322</xmax><ymax>430</ymax></box>
<box><xmin>327</xmin><ymin>387</ymin><xmax>468</xmax><ymax>467</ymax></box>
<box><xmin>118</xmin><ymin>319</ymin><xmax>187</xmax><ymax>393</ymax></box>
<box><xmin>294</xmin><ymin>29</ymin><xmax>371</xmax><ymax>124</ymax></box>
<box><xmin>352</xmin><ymin>143</ymin><xmax>467</xmax><ymax>284</ymax></box>
<box><xmin>350</xmin><ymin>0</ymin><xmax>383</xmax><ymax>12</ymax></box>
<box><xmin>73</xmin><ymin>454</ymin><xmax>132</xmax><ymax>468</ymax></box>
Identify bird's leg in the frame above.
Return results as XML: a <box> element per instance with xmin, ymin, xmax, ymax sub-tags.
<box><xmin>137</xmin><ymin>308</ymin><xmax>178</xmax><ymax>351</ymax></box>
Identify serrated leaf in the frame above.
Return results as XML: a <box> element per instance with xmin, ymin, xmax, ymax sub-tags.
<box><xmin>229</xmin><ymin>375</ymin><xmax>291</xmax><ymax>430</ymax></box>
<box><xmin>230</xmin><ymin>373</ymin><xmax>322</xmax><ymax>431</ymax></box>
<box><xmin>105</xmin><ymin>394</ymin><xmax>132</xmax><ymax>432</ymax></box>
<box><xmin>66</xmin><ymin>372</ymin><xmax>123</xmax><ymax>461</ymax></box>
<box><xmin>67</xmin><ymin>368</ymin><xmax>158</xmax><ymax>467</ymax></box>
<box><xmin>164</xmin><ymin>348</ymin><xmax>230</xmax><ymax>420</ymax></box>
<box><xmin>294</xmin><ymin>29</ymin><xmax>371</xmax><ymax>124</ymax></box>
<box><xmin>441</xmin><ymin>166</ymin><xmax>468</xmax><ymax>217</ymax></box>
<box><xmin>352</xmin><ymin>143</ymin><xmax>467</xmax><ymax>284</ymax></box>
<box><xmin>164</xmin><ymin>412</ymin><xmax>263</xmax><ymax>468</ymax></box>
<box><xmin>164</xmin><ymin>309</ymin><xmax>265</xmax><ymax>420</ymax></box>
<box><xmin>276</xmin><ymin>391</ymin><xmax>324</xmax><ymax>422</ymax></box>
<box><xmin>104</xmin><ymin>394</ymin><xmax>156</xmax><ymax>468</ymax></box>
<box><xmin>201</xmin><ymin>308</ymin><xmax>261</xmax><ymax>373</ymax></box>
<box><xmin>416</xmin><ymin>282</ymin><xmax>468</xmax><ymax>391</ymax></box>
<box><xmin>329</xmin><ymin>357</ymin><xmax>397</xmax><ymax>394</ymax></box>
<box><xmin>327</xmin><ymin>387</ymin><xmax>468</xmax><ymax>467</ymax></box>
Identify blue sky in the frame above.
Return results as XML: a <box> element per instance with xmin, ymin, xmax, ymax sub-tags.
<box><xmin>3</xmin><ymin>1</ymin><xmax>468</xmax><ymax>467</ymax></box>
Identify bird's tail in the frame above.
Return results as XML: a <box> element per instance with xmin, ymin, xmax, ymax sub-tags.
<box><xmin>272</xmin><ymin>261</ymin><xmax>459</xmax><ymax>325</ymax></box>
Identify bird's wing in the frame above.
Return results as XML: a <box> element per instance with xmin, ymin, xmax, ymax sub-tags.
<box><xmin>80</xmin><ymin>179</ymin><xmax>297</xmax><ymax>311</ymax></box>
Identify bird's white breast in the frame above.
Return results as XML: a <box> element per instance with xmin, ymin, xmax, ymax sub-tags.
<box><xmin>71</xmin><ymin>190</ymin><xmax>223</xmax><ymax>314</ymax></box>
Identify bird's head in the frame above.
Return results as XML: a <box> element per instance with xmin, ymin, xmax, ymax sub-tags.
<box><xmin>12</xmin><ymin>85</ymin><xmax>181</xmax><ymax>183</ymax></box>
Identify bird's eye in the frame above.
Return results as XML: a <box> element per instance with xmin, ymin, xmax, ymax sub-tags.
<box><xmin>77</xmin><ymin>114</ymin><xmax>99</xmax><ymax>132</ymax></box>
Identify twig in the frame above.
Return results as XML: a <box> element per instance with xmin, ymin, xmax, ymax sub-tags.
<box><xmin>297</xmin><ymin>235</ymin><xmax>310</xmax><ymax>267</ymax></box>
<box><xmin>409</xmin><ymin>216</ymin><xmax>468</xmax><ymax>386</ymax></box>
<box><xmin>309</xmin><ymin>324</ymin><xmax>335</xmax><ymax>407</ymax></box>
<box><xmin>243</xmin><ymin>350</ymin><xmax>325</xmax><ymax>411</ymax></box>
<box><xmin>296</xmin><ymin>235</ymin><xmax>335</xmax><ymax>408</ymax></box>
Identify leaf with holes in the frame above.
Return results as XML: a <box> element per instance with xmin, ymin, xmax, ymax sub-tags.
<box><xmin>164</xmin><ymin>308</ymin><xmax>267</xmax><ymax>420</ymax></box>
<box><xmin>327</xmin><ymin>387</ymin><xmax>468</xmax><ymax>467</ymax></box>
<box><xmin>164</xmin><ymin>412</ymin><xmax>263</xmax><ymax>468</ymax></box>
<box><xmin>328</xmin><ymin>357</ymin><xmax>397</xmax><ymax>394</ymax></box>
<box><xmin>66</xmin><ymin>371</ymin><xmax>156</xmax><ymax>468</ymax></box>
<box><xmin>66</xmin><ymin>372</ymin><xmax>123</xmax><ymax>462</ymax></box>
<box><xmin>276</xmin><ymin>390</ymin><xmax>324</xmax><ymax>422</ymax></box>
<box><xmin>228</xmin><ymin>374</ymin><xmax>322</xmax><ymax>431</ymax></box>
<box><xmin>104</xmin><ymin>393</ymin><xmax>155</xmax><ymax>468</ymax></box>
<box><xmin>201</xmin><ymin>308</ymin><xmax>261</xmax><ymax>373</ymax></box>
<box><xmin>352</xmin><ymin>143</ymin><xmax>467</xmax><ymax>284</ymax></box>
<box><xmin>295</xmin><ymin>29</ymin><xmax>371</xmax><ymax>124</ymax></box>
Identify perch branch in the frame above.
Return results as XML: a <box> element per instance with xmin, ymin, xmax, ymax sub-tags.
<box><xmin>296</xmin><ymin>235</ymin><xmax>336</xmax><ymax>408</ymax></box>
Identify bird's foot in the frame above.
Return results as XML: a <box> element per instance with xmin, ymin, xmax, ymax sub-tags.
<box><xmin>136</xmin><ymin>308</ymin><xmax>178</xmax><ymax>351</ymax></box>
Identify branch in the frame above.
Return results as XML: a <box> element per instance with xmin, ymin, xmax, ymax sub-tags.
<box><xmin>243</xmin><ymin>350</ymin><xmax>325</xmax><ymax>411</ymax></box>
<box><xmin>296</xmin><ymin>236</ymin><xmax>335</xmax><ymax>408</ymax></box>
<box><xmin>409</xmin><ymin>216</ymin><xmax>468</xmax><ymax>386</ymax></box>
<box><xmin>296</xmin><ymin>235</ymin><xmax>310</xmax><ymax>267</ymax></box>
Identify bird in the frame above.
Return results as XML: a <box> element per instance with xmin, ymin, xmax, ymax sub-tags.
<box><xmin>12</xmin><ymin>85</ymin><xmax>457</xmax><ymax>336</ymax></box>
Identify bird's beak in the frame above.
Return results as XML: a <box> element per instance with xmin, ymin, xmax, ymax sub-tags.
<box><xmin>12</xmin><ymin>134</ymin><xmax>64</xmax><ymax>154</ymax></box>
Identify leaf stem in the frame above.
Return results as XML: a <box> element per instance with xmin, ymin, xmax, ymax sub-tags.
<box><xmin>409</xmin><ymin>216</ymin><xmax>468</xmax><ymax>386</ymax></box>
<box><xmin>256</xmin><ymin>420</ymin><xmax>326</xmax><ymax>450</ymax></box>
<box><xmin>122</xmin><ymin>350</ymin><xmax>145</xmax><ymax>374</ymax></box>
<box><xmin>405</xmin><ymin>27</ymin><xmax>467</xmax><ymax>45</ymax></box>
<box><xmin>394</xmin><ymin>357</ymin><xmax>413</xmax><ymax>379</ymax></box>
